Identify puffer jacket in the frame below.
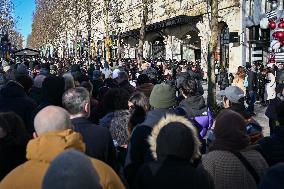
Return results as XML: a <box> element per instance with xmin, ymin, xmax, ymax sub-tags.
<box><xmin>0</xmin><ymin>130</ymin><xmax>125</xmax><ymax>189</ymax></box>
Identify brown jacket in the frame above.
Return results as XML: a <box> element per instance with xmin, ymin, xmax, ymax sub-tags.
<box><xmin>0</xmin><ymin>129</ymin><xmax>125</xmax><ymax>189</ymax></box>
<box><xmin>136</xmin><ymin>83</ymin><xmax>154</xmax><ymax>97</ymax></box>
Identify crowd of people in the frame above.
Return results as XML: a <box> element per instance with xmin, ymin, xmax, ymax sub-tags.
<box><xmin>0</xmin><ymin>56</ymin><xmax>283</xmax><ymax>189</ymax></box>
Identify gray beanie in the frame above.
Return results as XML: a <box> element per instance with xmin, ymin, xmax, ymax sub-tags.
<box><xmin>42</xmin><ymin>150</ymin><xmax>102</xmax><ymax>189</ymax></box>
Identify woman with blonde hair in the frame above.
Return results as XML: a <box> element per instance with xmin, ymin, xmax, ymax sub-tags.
<box><xmin>232</xmin><ymin>66</ymin><xmax>246</xmax><ymax>93</ymax></box>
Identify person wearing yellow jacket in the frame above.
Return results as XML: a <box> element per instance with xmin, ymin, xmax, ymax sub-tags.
<box><xmin>0</xmin><ymin>106</ymin><xmax>125</xmax><ymax>189</ymax></box>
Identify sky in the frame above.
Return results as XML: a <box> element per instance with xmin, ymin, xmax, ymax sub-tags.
<box><xmin>13</xmin><ymin>0</ymin><xmax>36</xmax><ymax>47</ymax></box>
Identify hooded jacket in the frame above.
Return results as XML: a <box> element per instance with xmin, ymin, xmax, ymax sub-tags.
<box><xmin>135</xmin><ymin>114</ymin><xmax>213</xmax><ymax>189</ymax></box>
<box><xmin>178</xmin><ymin>95</ymin><xmax>207</xmax><ymax>117</ymax></box>
<box><xmin>0</xmin><ymin>130</ymin><xmax>125</xmax><ymax>189</ymax></box>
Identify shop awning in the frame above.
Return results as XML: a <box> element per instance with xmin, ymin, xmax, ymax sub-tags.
<box><xmin>121</xmin><ymin>15</ymin><xmax>202</xmax><ymax>38</ymax></box>
<box><xmin>14</xmin><ymin>48</ymin><xmax>40</xmax><ymax>56</ymax></box>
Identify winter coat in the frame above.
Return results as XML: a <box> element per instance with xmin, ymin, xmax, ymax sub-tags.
<box><xmin>29</xmin><ymin>86</ymin><xmax>42</xmax><ymax>105</ymax></box>
<box><xmin>247</xmin><ymin>70</ymin><xmax>257</xmax><ymax>92</ymax></box>
<box><xmin>265</xmin><ymin>73</ymin><xmax>276</xmax><ymax>101</ymax></box>
<box><xmin>258</xmin><ymin>126</ymin><xmax>284</xmax><ymax>166</ymax></box>
<box><xmin>91</xmin><ymin>79</ymin><xmax>104</xmax><ymax>99</ymax></box>
<box><xmin>219</xmin><ymin>71</ymin><xmax>229</xmax><ymax>90</ymax></box>
<box><xmin>188</xmin><ymin>70</ymin><xmax>204</xmax><ymax>95</ymax></box>
<box><xmin>100</xmin><ymin>110</ymin><xmax>130</xmax><ymax>146</ymax></box>
<box><xmin>176</xmin><ymin>72</ymin><xmax>189</xmax><ymax>89</ymax></box>
<box><xmin>202</xmin><ymin>149</ymin><xmax>268</xmax><ymax>189</ymax></box>
<box><xmin>0</xmin><ymin>81</ymin><xmax>37</xmax><ymax>134</ymax></box>
<box><xmin>232</xmin><ymin>75</ymin><xmax>245</xmax><ymax>94</ymax></box>
<box><xmin>134</xmin><ymin>114</ymin><xmax>213</xmax><ymax>189</ymax></box>
<box><xmin>71</xmin><ymin>117</ymin><xmax>117</xmax><ymax>170</ymax></box>
<box><xmin>124</xmin><ymin>108</ymin><xmax>171</xmax><ymax>188</ymax></box>
<box><xmin>265</xmin><ymin>96</ymin><xmax>283</xmax><ymax>120</ymax></box>
<box><xmin>136</xmin><ymin>83</ymin><xmax>154</xmax><ymax>97</ymax></box>
<box><xmin>0</xmin><ymin>130</ymin><xmax>125</xmax><ymax>189</ymax></box>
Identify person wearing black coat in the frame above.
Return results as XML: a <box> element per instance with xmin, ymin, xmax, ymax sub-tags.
<box><xmin>0</xmin><ymin>112</ymin><xmax>30</xmax><ymax>180</ymax></box>
<box><xmin>259</xmin><ymin>101</ymin><xmax>284</xmax><ymax>166</ymax></box>
<box><xmin>134</xmin><ymin>114</ymin><xmax>213</xmax><ymax>189</ymax></box>
<box><xmin>116</xmin><ymin>71</ymin><xmax>135</xmax><ymax>95</ymax></box>
<box><xmin>62</xmin><ymin>87</ymin><xmax>117</xmax><ymax>171</ymax></box>
<box><xmin>0</xmin><ymin>80</ymin><xmax>37</xmax><ymax>135</ymax></box>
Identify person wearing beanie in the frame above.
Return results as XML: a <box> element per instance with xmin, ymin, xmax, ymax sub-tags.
<box><xmin>42</xmin><ymin>150</ymin><xmax>103</xmax><ymax>189</ymax></box>
<box><xmin>124</xmin><ymin>83</ymin><xmax>176</xmax><ymax>188</ymax></box>
<box><xmin>202</xmin><ymin>110</ymin><xmax>268</xmax><ymax>189</ymax></box>
<box><xmin>135</xmin><ymin>114</ymin><xmax>213</xmax><ymax>189</ymax></box>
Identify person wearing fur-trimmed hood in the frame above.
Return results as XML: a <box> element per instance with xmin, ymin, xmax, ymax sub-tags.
<box><xmin>134</xmin><ymin>114</ymin><xmax>214</xmax><ymax>189</ymax></box>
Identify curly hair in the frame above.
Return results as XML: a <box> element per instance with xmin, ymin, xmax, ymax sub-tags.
<box><xmin>103</xmin><ymin>88</ymin><xmax>130</xmax><ymax>112</ymax></box>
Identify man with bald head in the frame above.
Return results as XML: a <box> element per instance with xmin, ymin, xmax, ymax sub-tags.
<box><xmin>33</xmin><ymin>105</ymin><xmax>71</xmax><ymax>137</ymax></box>
<box><xmin>0</xmin><ymin>106</ymin><xmax>125</xmax><ymax>189</ymax></box>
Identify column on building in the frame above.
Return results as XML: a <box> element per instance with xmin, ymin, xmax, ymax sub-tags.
<box><xmin>165</xmin><ymin>35</ymin><xmax>173</xmax><ymax>60</ymax></box>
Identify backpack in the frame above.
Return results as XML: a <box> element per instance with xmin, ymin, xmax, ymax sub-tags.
<box><xmin>174</xmin><ymin>107</ymin><xmax>213</xmax><ymax>138</ymax></box>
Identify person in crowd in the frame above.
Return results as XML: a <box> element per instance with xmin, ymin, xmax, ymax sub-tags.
<box><xmin>124</xmin><ymin>83</ymin><xmax>176</xmax><ymax>188</ymax></box>
<box><xmin>175</xmin><ymin>77</ymin><xmax>211</xmax><ymax>138</ymax></box>
<box><xmin>15</xmin><ymin>63</ymin><xmax>33</xmax><ymax>95</ymax></box>
<box><xmin>232</xmin><ymin>66</ymin><xmax>246</xmax><ymax>93</ymax></box>
<box><xmin>135</xmin><ymin>114</ymin><xmax>213</xmax><ymax>189</ymax></box>
<box><xmin>91</xmin><ymin>70</ymin><xmax>104</xmax><ymax>99</ymax></box>
<box><xmin>175</xmin><ymin>64</ymin><xmax>189</xmax><ymax>90</ymax></box>
<box><xmin>128</xmin><ymin>92</ymin><xmax>150</xmax><ymax>113</ymax></box>
<box><xmin>258</xmin><ymin>163</ymin><xmax>284</xmax><ymax>189</ymax></box>
<box><xmin>42</xmin><ymin>150</ymin><xmax>103</xmax><ymax>189</ymax></box>
<box><xmin>202</xmin><ymin>110</ymin><xmax>268</xmax><ymax>189</ymax></box>
<box><xmin>62</xmin><ymin>73</ymin><xmax>75</xmax><ymax>91</ymax></box>
<box><xmin>0</xmin><ymin>106</ymin><xmax>125</xmax><ymax>189</ymax></box>
<box><xmin>258</xmin><ymin>101</ymin><xmax>284</xmax><ymax>166</ymax></box>
<box><xmin>100</xmin><ymin>88</ymin><xmax>130</xmax><ymax>147</ymax></box>
<box><xmin>219</xmin><ymin>66</ymin><xmax>229</xmax><ymax>90</ymax></box>
<box><xmin>265</xmin><ymin>67</ymin><xmax>276</xmax><ymax>103</ymax></box>
<box><xmin>135</xmin><ymin>74</ymin><xmax>154</xmax><ymax>97</ymax></box>
<box><xmin>0</xmin><ymin>80</ymin><xmax>37</xmax><ymax>135</ymax></box>
<box><xmin>188</xmin><ymin>63</ymin><xmax>204</xmax><ymax>95</ymax></box>
<box><xmin>219</xmin><ymin>86</ymin><xmax>263</xmax><ymax>144</ymax></box>
<box><xmin>0</xmin><ymin>112</ymin><xmax>30</xmax><ymax>180</ymax></box>
<box><xmin>276</xmin><ymin>63</ymin><xmax>284</xmax><ymax>84</ymax></box>
<box><xmin>128</xmin><ymin>92</ymin><xmax>150</xmax><ymax>134</ymax></box>
<box><xmin>265</xmin><ymin>84</ymin><xmax>284</xmax><ymax>134</ymax></box>
<box><xmin>34</xmin><ymin>76</ymin><xmax>65</xmax><ymax>114</ymax></box>
<box><xmin>258</xmin><ymin>67</ymin><xmax>267</xmax><ymax>106</ymax></box>
<box><xmin>246</xmin><ymin>63</ymin><xmax>258</xmax><ymax>115</ymax></box>
<box><xmin>62</xmin><ymin>87</ymin><xmax>117</xmax><ymax>170</ymax></box>
<box><xmin>116</xmin><ymin>71</ymin><xmax>135</xmax><ymax>95</ymax></box>
<box><xmin>101</xmin><ymin>64</ymin><xmax>112</xmax><ymax>79</ymax></box>
<box><xmin>29</xmin><ymin>74</ymin><xmax>46</xmax><ymax>104</ymax></box>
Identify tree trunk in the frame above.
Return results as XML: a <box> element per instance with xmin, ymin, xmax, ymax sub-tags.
<box><xmin>138</xmin><ymin>1</ymin><xmax>148</xmax><ymax>66</ymax></box>
<box><xmin>104</xmin><ymin>0</ymin><xmax>110</xmax><ymax>65</ymax></box>
<box><xmin>207</xmin><ymin>0</ymin><xmax>218</xmax><ymax>107</ymax></box>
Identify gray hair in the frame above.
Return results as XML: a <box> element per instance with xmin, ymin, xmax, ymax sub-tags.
<box><xmin>62</xmin><ymin>87</ymin><xmax>90</xmax><ymax>115</ymax></box>
<box><xmin>63</xmin><ymin>73</ymin><xmax>75</xmax><ymax>91</ymax></box>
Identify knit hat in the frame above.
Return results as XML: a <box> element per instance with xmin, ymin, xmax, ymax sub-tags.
<box><xmin>42</xmin><ymin>150</ymin><xmax>102</xmax><ymax>189</ymax></box>
<box><xmin>150</xmin><ymin>83</ymin><xmax>176</xmax><ymax>109</ymax></box>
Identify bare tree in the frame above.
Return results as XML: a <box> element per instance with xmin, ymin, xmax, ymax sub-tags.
<box><xmin>207</xmin><ymin>0</ymin><xmax>218</xmax><ymax>107</ymax></box>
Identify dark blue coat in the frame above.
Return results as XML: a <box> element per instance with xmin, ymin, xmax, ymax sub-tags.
<box><xmin>71</xmin><ymin>117</ymin><xmax>117</xmax><ymax>170</ymax></box>
<box><xmin>258</xmin><ymin>126</ymin><xmax>284</xmax><ymax>166</ymax></box>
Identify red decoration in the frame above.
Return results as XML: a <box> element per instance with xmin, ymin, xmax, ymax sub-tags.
<box><xmin>269</xmin><ymin>21</ymin><xmax>277</xmax><ymax>30</ymax></box>
<box><xmin>272</xmin><ymin>32</ymin><xmax>277</xmax><ymax>38</ymax></box>
<box><xmin>275</xmin><ymin>31</ymin><xmax>284</xmax><ymax>40</ymax></box>
<box><xmin>279</xmin><ymin>18</ymin><xmax>284</xmax><ymax>28</ymax></box>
